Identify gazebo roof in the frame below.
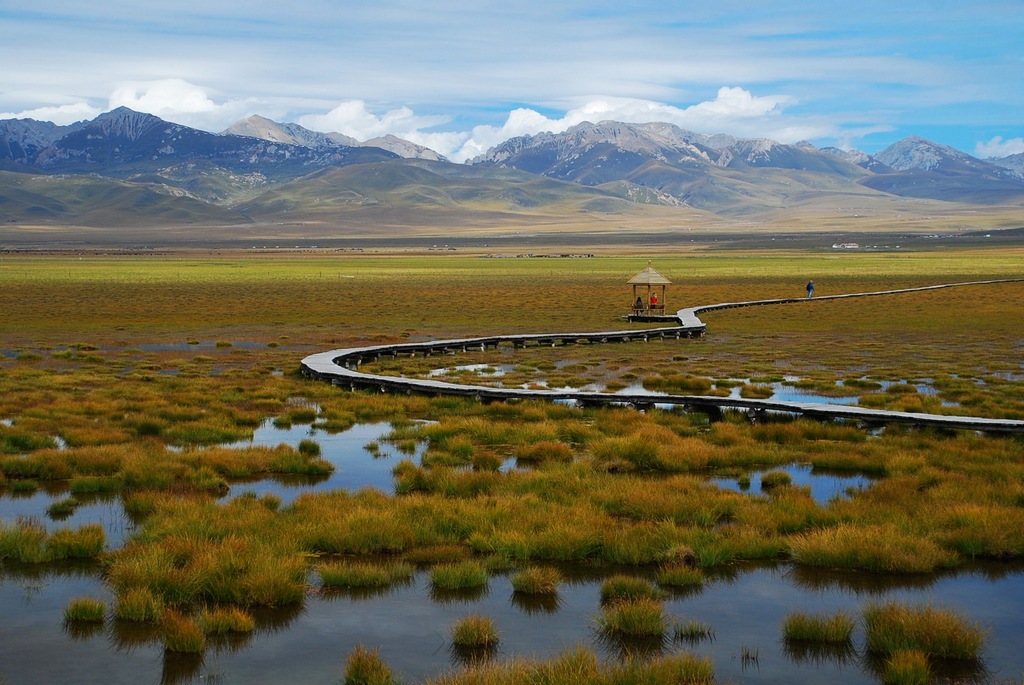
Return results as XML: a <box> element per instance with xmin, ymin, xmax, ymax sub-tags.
<box><xmin>627</xmin><ymin>265</ymin><xmax>671</xmax><ymax>285</ymax></box>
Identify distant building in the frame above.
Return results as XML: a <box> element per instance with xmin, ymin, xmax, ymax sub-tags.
<box><xmin>832</xmin><ymin>242</ymin><xmax>860</xmax><ymax>249</ymax></box>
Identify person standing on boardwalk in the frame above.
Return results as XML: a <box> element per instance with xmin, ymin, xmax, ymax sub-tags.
<box><xmin>806</xmin><ymin>280</ymin><xmax>814</xmax><ymax>298</ymax></box>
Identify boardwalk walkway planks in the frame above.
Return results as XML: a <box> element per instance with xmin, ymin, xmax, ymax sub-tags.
<box><xmin>301</xmin><ymin>280</ymin><xmax>1024</xmax><ymax>434</ymax></box>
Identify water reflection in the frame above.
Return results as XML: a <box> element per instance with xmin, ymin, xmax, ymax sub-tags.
<box><xmin>449</xmin><ymin>642</ymin><xmax>500</xmax><ymax>668</ymax></box>
<box><xmin>781</xmin><ymin>639</ymin><xmax>858</xmax><ymax>668</ymax></box>
<box><xmin>0</xmin><ymin>562</ymin><xmax>1021</xmax><ymax>684</ymax></box>
<box><xmin>510</xmin><ymin>591</ymin><xmax>561</xmax><ymax>615</ymax></box>
<box><xmin>224</xmin><ymin>421</ymin><xmax>427</xmax><ymax>502</ymax></box>
<box><xmin>711</xmin><ymin>464</ymin><xmax>877</xmax><ymax>505</ymax></box>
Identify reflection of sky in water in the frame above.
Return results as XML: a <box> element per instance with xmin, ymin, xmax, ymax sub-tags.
<box><xmin>423</xmin><ymin>363</ymin><xmax>963</xmax><ymax>407</ymax></box>
<box><xmin>223</xmin><ymin>420</ymin><xmax>425</xmax><ymax>503</ymax></box>
<box><xmin>0</xmin><ymin>421</ymin><xmax>422</xmax><ymax>550</ymax></box>
<box><xmin>1</xmin><ymin>561</ymin><xmax>1021</xmax><ymax>685</ymax></box>
<box><xmin>0</xmin><ymin>490</ymin><xmax>134</xmax><ymax>547</ymax></box>
<box><xmin>711</xmin><ymin>464</ymin><xmax>876</xmax><ymax>504</ymax></box>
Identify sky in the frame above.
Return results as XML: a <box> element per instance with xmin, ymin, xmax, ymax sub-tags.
<box><xmin>2</xmin><ymin>1</ymin><xmax>1022</xmax><ymax>163</ymax></box>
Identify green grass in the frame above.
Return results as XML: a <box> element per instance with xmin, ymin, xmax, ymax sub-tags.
<box><xmin>864</xmin><ymin>601</ymin><xmax>986</xmax><ymax>660</ymax></box>
<box><xmin>64</xmin><ymin>596</ymin><xmax>106</xmax><ymax>623</ymax></box>
<box><xmin>510</xmin><ymin>566</ymin><xmax>562</xmax><ymax>595</ymax></box>
<box><xmin>656</xmin><ymin>564</ymin><xmax>704</xmax><ymax>589</ymax></box>
<box><xmin>46</xmin><ymin>496</ymin><xmax>80</xmax><ymax>519</ymax></box>
<box><xmin>161</xmin><ymin>610</ymin><xmax>206</xmax><ymax>653</ymax></box>
<box><xmin>114</xmin><ymin>587</ymin><xmax>163</xmax><ymax>622</ymax></box>
<box><xmin>198</xmin><ymin>606</ymin><xmax>256</xmax><ymax>634</ymax></box>
<box><xmin>430</xmin><ymin>561</ymin><xmax>489</xmax><ymax>591</ymax></box>
<box><xmin>1</xmin><ymin>252</ymin><xmax>1023</xmax><ymax>682</ymax></box>
<box><xmin>451</xmin><ymin>614</ymin><xmax>500</xmax><ymax>648</ymax></box>
<box><xmin>596</xmin><ymin>597</ymin><xmax>669</xmax><ymax>637</ymax></box>
<box><xmin>599</xmin><ymin>575</ymin><xmax>666</xmax><ymax>604</ymax></box>
<box><xmin>319</xmin><ymin>561</ymin><xmax>413</xmax><ymax>589</ymax></box>
<box><xmin>882</xmin><ymin>649</ymin><xmax>931</xmax><ymax>685</ymax></box>
<box><xmin>674</xmin><ymin>619</ymin><xmax>715</xmax><ymax>643</ymax></box>
<box><xmin>782</xmin><ymin>610</ymin><xmax>855</xmax><ymax>643</ymax></box>
<box><xmin>343</xmin><ymin>645</ymin><xmax>396</xmax><ymax>685</ymax></box>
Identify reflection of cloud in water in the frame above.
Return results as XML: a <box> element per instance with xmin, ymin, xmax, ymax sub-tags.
<box><xmin>711</xmin><ymin>464</ymin><xmax>877</xmax><ymax>505</ymax></box>
<box><xmin>223</xmin><ymin>420</ymin><xmax>428</xmax><ymax>501</ymax></box>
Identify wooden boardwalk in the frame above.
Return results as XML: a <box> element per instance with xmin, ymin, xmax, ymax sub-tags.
<box><xmin>301</xmin><ymin>279</ymin><xmax>1024</xmax><ymax>434</ymax></box>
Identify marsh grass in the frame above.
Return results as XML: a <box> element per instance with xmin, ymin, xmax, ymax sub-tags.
<box><xmin>656</xmin><ymin>564</ymin><xmax>704</xmax><ymax>589</ymax></box>
<box><xmin>64</xmin><ymin>596</ymin><xmax>106</xmax><ymax>623</ymax></box>
<box><xmin>882</xmin><ymin>649</ymin><xmax>930</xmax><ymax>685</ymax></box>
<box><xmin>46</xmin><ymin>495</ymin><xmax>80</xmax><ymax>519</ymax></box>
<box><xmin>162</xmin><ymin>610</ymin><xmax>206</xmax><ymax>653</ymax></box>
<box><xmin>0</xmin><ymin>518</ymin><xmax>49</xmax><ymax>562</ymax></box>
<box><xmin>599</xmin><ymin>575</ymin><xmax>666</xmax><ymax>604</ymax></box>
<box><xmin>4</xmin><ymin>254</ymin><xmax>1024</xmax><ymax>674</ymax></box>
<box><xmin>451</xmin><ymin>614</ymin><xmax>500</xmax><ymax>648</ymax></box>
<box><xmin>115</xmin><ymin>587</ymin><xmax>163</xmax><ymax>622</ymax></box>
<box><xmin>509</xmin><ymin>566</ymin><xmax>561</xmax><ymax>595</ymax></box>
<box><xmin>782</xmin><ymin>610</ymin><xmax>855</xmax><ymax>643</ymax></box>
<box><xmin>431</xmin><ymin>561</ymin><xmax>488</xmax><ymax>591</ymax></box>
<box><xmin>788</xmin><ymin>524</ymin><xmax>957</xmax><ymax>573</ymax></box>
<box><xmin>423</xmin><ymin>646</ymin><xmax>713</xmax><ymax>685</ymax></box>
<box><xmin>318</xmin><ymin>560</ymin><xmax>413</xmax><ymax>589</ymax></box>
<box><xmin>343</xmin><ymin>645</ymin><xmax>395</xmax><ymax>685</ymax></box>
<box><xmin>674</xmin><ymin>619</ymin><xmax>715</xmax><ymax>643</ymax></box>
<box><xmin>759</xmin><ymin>469</ymin><xmax>792</xmax><ymax>489</ymax></box>
<box><xmin>198</xmin><ymin>606</ymin><xmax>256</xmax><ymax>634</ymax></box>
<box><xmin>403</xmin><ymin>544</ymin><xmax>470</xmax><ymax>566</ymax></box>
<box><xmin>863</xmin><ymin>601</ymin><xmax>986</xmax><ymax>660</ymax></box>
<box><xmin>10</xmin><ymin>479</ymin><xmax>39</xmax><ymax>493</ymax></box>
<box><xmin>596</xmin><ymin>597</ymin><xmax>669</xmax><ymax>637</ymax></box>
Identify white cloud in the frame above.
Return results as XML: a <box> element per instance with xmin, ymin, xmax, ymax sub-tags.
<box><xmin>449</xmin><ymin>87</ymin><xmax>813</xmax><ymax>162</ymax></box>
<box><xmin>109</xmin><ymin>79</ymin><xmax>219</xmax><ymax>115</ymax></box>
<box><xmin>0</xmin><ymin>102</ymin><xmax>102</xmax><ymax>125</ymax></box>
<box><xmin>298</xmin><ymin>101</ymin><xmax>450</xmax><ymax>142</ymax></box>
<box><xmin>975</xmin><ymin>136</ymin><xmax>1024</xmax><ymax>159</ymax></box>
<box><xmin>105</xmin><ymin>79</ymin><xmax>264</xmax><ymax>131</ymax></box>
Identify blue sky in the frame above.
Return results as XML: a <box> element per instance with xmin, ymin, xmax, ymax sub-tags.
<box><xmin>2</xmin><ymin>1</ymin><xmax>1022</xmax><ymax>162</ymax></box>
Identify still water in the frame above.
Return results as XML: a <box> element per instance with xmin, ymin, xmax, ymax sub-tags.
<box><xmin>2</xmin><ymin>420</ymin><xmax>1022</xmax><ymax>683</ymax></box>
<box><xmin>1</xmin><ymin>560</ymin><xmax>1021</xmax><ymax>684</ymax></box>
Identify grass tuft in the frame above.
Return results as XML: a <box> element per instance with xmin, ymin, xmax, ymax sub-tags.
<box><xmin>510</xmin><ymin>566</ymin><xmax>562</xmax><ymax>595</ymax></box>
<box><xmin>596</xmin><ymin>597</ymin><xmax>668</xmax><ymax>637</ymax></box>
<box><xmin>599</xmin><ymin>575</ymin><xmax>666</xmax><ymax>604</ymax></box>
<box><xmin>161</xmin><ymin>610</ymin><xmax>206</xmax><ymax>653</ymax></box>
<box><xmin>430</xmin><ymin>561</ymin><xmax>488</xmax><ymax>591</ymax></box>
<box><xmin>343</xmin><ymin>644</ymin><xmax>395</xmax><ymax>685</ymax></box>
<box><xmin>864</xmin><ymin>601</ymin><xmax>986</xmax><ymax>660</ymax></box>
<box><xmin>882</xmin><ymin>649</ymin><xmax>931</xmax><ymax>685</ymax></box>
<box><xmin>198</xmin><ymin>606</ymin><xmax>256</xmax><ymax>634</ymax></box>
<box><xmin>319</xmin><ymin>560</ymin><xmax>413</xmax><ymax>589</ymax></box>
<box><xmin>782</xmin><ymin>610</ymin><xmax>855</xmax><ymax>643</ymax></box>
<box><xmin>64</xmin><ymin>596</ymin><xmax>106</xmax><ymax>623</ymax></box>
<box><xmin>115</xmin><ymin>587</ymin><xmax>163</xmax><ymax>622</ymax></box>
<box><xmin>451</xmin><ymin>614</ymin><xmax>500</xmax><ymax>647</ymax></box>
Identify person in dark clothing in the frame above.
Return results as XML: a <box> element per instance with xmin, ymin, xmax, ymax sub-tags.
<box><xmin>806</xmin><ymin>280</ymin><xmax>814</xmax><ymax>298</ymax></box>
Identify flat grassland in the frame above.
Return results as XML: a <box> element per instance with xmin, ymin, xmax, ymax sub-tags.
<box><xmin>1</xmin><ymin>247</ymin><xmax>1023</xmax><ymax>681</ymax></box>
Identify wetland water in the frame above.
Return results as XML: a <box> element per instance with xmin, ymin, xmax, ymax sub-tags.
<box><xmin>2</xmin><ymin>419</ymin><xmax>1023</xmax><ymax>684</ymax></box>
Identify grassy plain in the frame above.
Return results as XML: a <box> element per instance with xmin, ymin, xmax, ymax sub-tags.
<box><xmin>1</xmin><ymin>247</ymin><xmax>1023</xmax><ymax>679</ymax></box>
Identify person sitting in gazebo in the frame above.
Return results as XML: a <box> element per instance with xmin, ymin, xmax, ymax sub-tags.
<box><xmin>650</xmin><ymin>292</ymin><xmax>659</xmax><ymax>311</ymax></box>
<box><xmin>634</xmin><ymin>296</ymin><xmax>644</xmax><ymax>313</ymax></box>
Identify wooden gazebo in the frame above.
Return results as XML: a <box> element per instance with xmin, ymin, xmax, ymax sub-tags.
<box><xmin>628</xmin><ymin>262</ymin><xmax>671</xmax><ymax>317</ymax></box>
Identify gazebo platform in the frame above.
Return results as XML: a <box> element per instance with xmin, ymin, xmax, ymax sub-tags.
<box><xmin>624</xmin><ymin>313</ymin><xmax>681</xmax><ymax>323</ymax></box>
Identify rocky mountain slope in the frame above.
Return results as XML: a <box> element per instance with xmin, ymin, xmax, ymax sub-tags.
<box><xmin>1</xmin><ymin>108</ymin><xmax>1022</xmax><ymax>232</ymax></box>
<box><xmin>224</xmin><ymin>115</ymin><xmax>446</xmax><ymax>161</ymax></box>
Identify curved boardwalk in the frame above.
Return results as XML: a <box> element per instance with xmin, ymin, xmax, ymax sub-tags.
<box><xmin>302</xmin><ymin>279</ymin><xmax>1024</xmax><ymax>434</ymax></box>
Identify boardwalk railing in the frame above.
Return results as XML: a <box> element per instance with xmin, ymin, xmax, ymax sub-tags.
<box><xmin>301</xmin><ymin>280</ymin><xmax>1024</xmax><ymax>434</ymax></box>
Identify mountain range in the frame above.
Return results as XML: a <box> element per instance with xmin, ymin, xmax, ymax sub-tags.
<box><xmin>1</xmin><ymin>107</ymin><xmax>1022</xmax><ymax>240</ymax></box>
